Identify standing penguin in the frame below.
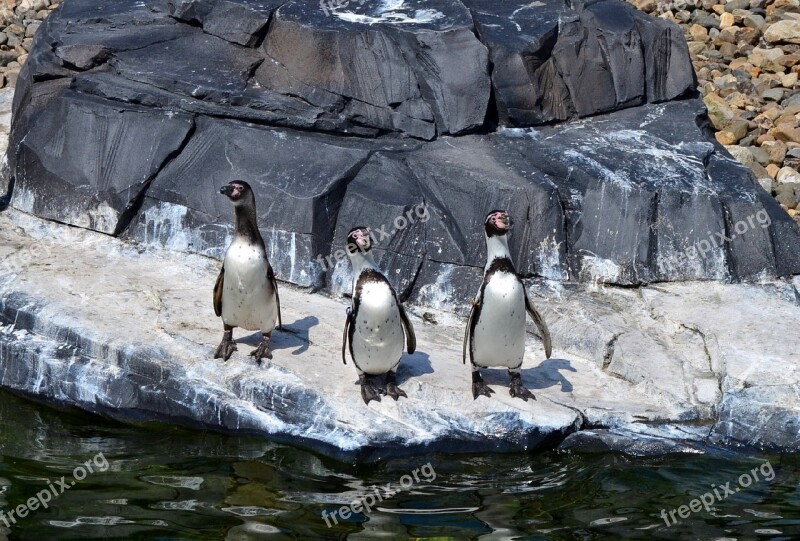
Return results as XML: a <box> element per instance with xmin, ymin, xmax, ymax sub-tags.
<box><xmin>341</xmin><ymin>227</ymin><xmax>416</xmax><ymax>404</ymax></box>
<box><xmin>463</xmin><ymin>210</ymin><xmax>552</xmax><ymax>400</ymax></box>
<box><xmin>213</xmin><ymin>180</ymin><xmax>282</xmax><ymax>364</ymax></box>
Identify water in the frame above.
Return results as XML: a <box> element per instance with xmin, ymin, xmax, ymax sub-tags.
<box><xmin>0</xmin><ymin>390</ymin><xmax>797</xmax><ymax>540</ymax></box>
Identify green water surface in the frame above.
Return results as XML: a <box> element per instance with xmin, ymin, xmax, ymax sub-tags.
<box><xmin>0</xmin><ymin>390</ymin><xmax>797</xmax><ymax>540</ymax></box>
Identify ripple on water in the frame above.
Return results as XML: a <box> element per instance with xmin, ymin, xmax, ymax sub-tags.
<box><xmin>221</xmin><ymin>506</ymin><xmax>279</xmax><ymax>517</ymax></box>
<box><xmin>745</xmin><ymin>508</ymin><xmax>783</xmax><ymax>519</ymax></box>
<box><xmin>140</xmin><ymin>475</ymin><xmax>204</xmax><ymax>490</ymax></box>
<box><xmin>588</xmin><ymin>517</ymin><xmax>629</xmax><ymax>526</ymax></box>
<box><xmin>152</xmin><ymin>499</ymin><xmax>200</xmax><ymax>511</ymax></box>
<box><xmin>50</xmin><ymin>517</ymin><xmax>134</xmax><ymax>528</ymax></box>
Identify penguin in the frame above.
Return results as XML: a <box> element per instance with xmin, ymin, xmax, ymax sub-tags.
<box><xmin>213</xmin><ymin>180</ymin><xmax>282</xmax><ymax>364</ymax></box>
<box><xmin>341</xmin><ymin>226</ymin><xmax>416</xmax><ymax>404</ymax></box>
<box><xmin>463</xmin><ymin>210</ymin><xmax>552</xmax><ymax>401</ymax></box>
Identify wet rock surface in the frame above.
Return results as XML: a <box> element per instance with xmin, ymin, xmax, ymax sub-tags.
<box><xmin>6</xmin><ymin>0</ymin><xmax>800</xmax><ymax>301</ymax></box>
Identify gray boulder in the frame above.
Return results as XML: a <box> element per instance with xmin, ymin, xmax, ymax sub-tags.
<box><xmin>4</xmin><ymin>0</ymin><xmax>800</xmax><ymax>306</ymax></box>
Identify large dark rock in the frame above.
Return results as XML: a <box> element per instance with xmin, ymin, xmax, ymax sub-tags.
<box><xmin>12</xmin><ymin>90</ymin><xmax>193</xmax><ymax>234</ymax></box>
<box><xmin>127</xmin><ymin>116</ymin><xmax>372</xmax><ymax>287</ymax></box>
<box><xmin>5</xmin><ymin>0</ymin><xmax>800</xmax><ymax>307</ymax></box>
<box><xmin>257</xmin><ymin>0</ymin><xmax>491</xmax><ymax>139</ymax></box>
<box><xmin>465</xmin><ymin>0</ymin><xmax>696</xmax><ymax>126</ymax></box>
<box><xmin>167</xmin><ymin>0</ymin><xmax>282</xmax><ymax>46</ymax></box>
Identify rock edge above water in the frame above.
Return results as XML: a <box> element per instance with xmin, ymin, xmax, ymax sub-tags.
<box><xmin>1</xmin><ymin>208</ymin><xmax>799</xmax><ymax>461</ymax></box>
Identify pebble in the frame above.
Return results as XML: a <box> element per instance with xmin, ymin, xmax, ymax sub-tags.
<box><xmin>628</xmin><ymin>0</ymin><xmax>800</xmax><ymax>218</ymax></box>
<box><xmin>726</xmin><ymin>145</ymin><xmax>755</xmax><ymax>165</ymax></box>
<box><xmin>764</xmin><ymin>20</ymin><xmax>800</xmax><ymax>45</ymax></box>
<box><xmin>0</xmin><ymin>1</ymin><xmax>59</xmax><ymax>89</ymax></box>
<box><xmin>763</xmin><ymin>88</ymin><xmax>786</xmax><ymax>101</ymax></box>
<box><xmin>777</xmin><ymin>166</ymin><xmax>800</xmax><ymax>184</ymax></box>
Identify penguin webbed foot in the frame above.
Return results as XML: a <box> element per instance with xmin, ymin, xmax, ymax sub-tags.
<box><xmin>384</xmin><ymin>372</ymin><xmax>407</xmax><ymax>401</ymax></box>
<box><xmin>250</xmin><ymin>334</ymin><xmax>273</xmax><ymax>365</ymax></box>
<box><xmin>384</xmin><ymin>383</ymin><xmax>407</xmax><ymax>400</ymax></box>
<box><xmin>359</xmin><ymin>376</ymin><xmax>382</xmax><ymax>405</ymax></box>
<box><xmin>509</xmin><ymin>372</ymin><xmax>536</xmax><ymax>402</ymax></box>
<box><xmin>214</xmin><ymin>330</ymin><xmax>237</xmax><ymax>361</ymax></box>
<box><xmin>471</xmin><ymin>371</ymin><xmax>495</xmax><ymax>400</ymax></box>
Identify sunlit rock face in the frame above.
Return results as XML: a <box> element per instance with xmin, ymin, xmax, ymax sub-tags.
<box><xmin>6</xmin><ymin>0</ymin><xmax>800</xmax><ymax>304</ymax></box>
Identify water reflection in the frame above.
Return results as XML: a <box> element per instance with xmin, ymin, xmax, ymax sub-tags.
<box><xmin>0</xmin><ymin>389</ymin><xmax>797</xmax><ymax>539</ymax></box>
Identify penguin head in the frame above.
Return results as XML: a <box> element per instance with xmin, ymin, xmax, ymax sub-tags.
<box><xmin>484</xmin><ymin>210</ymin><xmax>513</xmax><ymax>237</ymax></box>
<box><xmin>220</xmin><ymin>180</ymin><xmax>254</xmax><ymax>207</ymax></box>
<box><xmin>346</xmin><ymin>226</ymin><xmax>373</xmax><ymax>255</ymax></box>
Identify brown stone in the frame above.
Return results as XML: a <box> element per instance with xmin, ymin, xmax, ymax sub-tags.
<box><xmin>704</xmin><ymin>93</ymin><xmax>737</xmax><ymax>130</ymax></box>
<box><xmin>757</xmin><ymin>133</ymin><xmax>776</xmax><ymax>144</ymax></box>
<box><xmin>636</xmin><ymin>0</ymin><xmax>657</xmax><ymax>12</ymax></box>
<box><xmin>719</xmin><ymin>42</ymin><xmax>738</xmax><ymax>58</ymax></box>
<box><xmin>690</xmin><ymin>23</ymin><xmax>709</xmax><ymax>42</ymax></box>
<box><xmin>718</xmin><ymin>27</ymin><xmax>739</xmax><ymax>44</ymax></box>
<box><xmin>772</xmin><ymin>123</ymin><xmax>800</xmax><ymax>143</ymax></box>
<box><xmin>725</xmin><ymin>92</ymin><xmax>750</xmax><ymax>109</ymax></box>
<box><xmin>729</xmin><ymin>57</ymin><xmax>750</xmax><ymax>70</ymax></box>
<box><xmin>767</xmin><ymin>163</ymin><xmax>781</xmax><ymax>178</ymax></box>
<box><xmin>737</xmin><ymin>27</ymin><xmax>761</xmax><ymax>45</ymax></box>
<box><xmin>776</xmin><ymin>54</ymin><xmax>800</xmax><ymax>68</ymax></box>
<box><xmin>762</xmin><ymin>139</ymin><xmax>789</xmax><ymax>162</ymax></box>
<box><xmin>720</xmin><ymin>12</ymin><xmax>736</xmax><ymax>29</ymax></box>
<box><xmin>688</xmin><ymin>42</ymin><xmax>706</xmax><ymax>57</ymax></box>
<box><xmin>716</xmin><ymin>130</ymin><xmax>739</xmax><ymax>145</ymax></box>
<box><xmin>764</xmin><ymin>20</ymin><xmax>800</xmax><ymax>45</ymax></box>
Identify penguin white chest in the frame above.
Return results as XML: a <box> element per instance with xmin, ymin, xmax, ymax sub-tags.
<box><xmin>472</xmin><ymin>272</ymin><xmax>526</xmax><ymax>368</ymax></box>
<box><xmin>351</xmin><ymin>281</ymin><xmax>404</xmax><ymax>375</ymax></box>
<box><xmin>221</xmin><ymin>239</ymin><xmax>277</xmax><ymax>332</ymax></box>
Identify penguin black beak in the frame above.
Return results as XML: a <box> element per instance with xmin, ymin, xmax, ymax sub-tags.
<box><xmin>220</xmin><ymin>185</ymin><xmax>232</xmax><ymax>196</ymax></box>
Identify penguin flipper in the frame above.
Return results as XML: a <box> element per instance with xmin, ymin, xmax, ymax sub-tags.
<box><xmin>396</xmin><ymin>300</ymin><xmax>416</xmax><ymax>355</ymax></box>
<box><xmin>523</xmin><ymin>288</ymin><xmax>552</xmax><ymax>359</ymax></box>
<box><xmin>463</xmin><ymin>299</ymin><xmax>479</xmax><ymax>365</ymax></box>
<box><xmin>213</xmin><ymin>267</ymin><xmax>224</xmax><ymax>317</ymax></box>
<box><xmin>342</xmin><ymin>307</ymin><xmax>353</xmax><ymax>365</ymax></box>
<box><xmin>267</xmin><ymin>263</ymin><xmax>282</xmax><ymax>330</ymax></box>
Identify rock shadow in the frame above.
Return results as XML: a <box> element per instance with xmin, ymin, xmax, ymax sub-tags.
<box><xmin>476</xmin><ymin>358</ymin><xmax>576</xmax><ymax>393</ymax></box>
<box><xmin>525</xmin><ymin>358</ymin><xmax>577</xmax><ymax>392</ymax></box>
<box><xmin>397</xmin><ymin>350</ymin><xmax>433</xmax><ymax>385</ymax></box>
<box><xmin>346</xmin><ymin>351</ymin><xmax>433</xmax><ymax>389</ymax></box>
<box><xmin>239</xmin><ymin>316</ymin><xmax>319</xmax><ymax>356</ymax></box>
